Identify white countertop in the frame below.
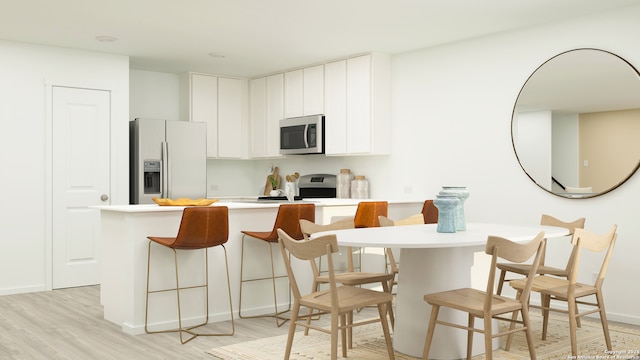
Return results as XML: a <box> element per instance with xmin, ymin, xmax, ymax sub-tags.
<box><xmin>94</xmin><ymin>198</ymin><xmax>422</xmax><ymax>213</ymax></box>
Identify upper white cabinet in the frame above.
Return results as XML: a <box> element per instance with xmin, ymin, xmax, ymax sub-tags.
<box><xmin>180</xmin><ymin>73</ymin><xmax>248</xmax><ymax>158</ymax></box>
<box><xmin>324</xmin><ymin>53</ymin><xmax>391</xmax><ymax>155</ymax></box>
<box><xmin>249</xmin><ymin>73</ymin><xmax>284</xmax><ymax>158</ymax></box>
<box><xmin>284</xmin><ymin>64</ymin><xmax>324</xmax><ymax>118</ymax></box>
<box><xmin>246</xmin><ymin>52</ymin><xmax>390</xmax><ymax>158</ymax></box>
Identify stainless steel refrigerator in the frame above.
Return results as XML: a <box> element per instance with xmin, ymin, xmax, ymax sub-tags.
<box><xmin>129</xmin><ymin>118</ymin><xmax>207</xmax><ymax>204</ymax></box>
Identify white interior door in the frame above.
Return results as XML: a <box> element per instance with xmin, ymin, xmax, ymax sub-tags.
<box><xmin>52</xmin><ymin>86</ymin><xmax>110</xmax><ymax>289</ymax></box>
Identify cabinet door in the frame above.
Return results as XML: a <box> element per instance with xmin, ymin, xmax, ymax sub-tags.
<box><xmin>347</xmin><ymin>55</ymin><xmax>372</xmax><ymax>154</ymax></box>
<box><xmin>284</xmin><ymin>69</ymin><xmax>303</xmax><ymax>118</ymax></box>
<box><xmin>266</xmin><ymin>73</ymin><xmax>284</xmax><ymax>157</ymax></box>
<box><xmin>303</xmin><ymin>65</ymin><xmax>324</xmax><ymax>116</ymax></box>
<box><xmin>218</xmin><ymin>77</ymin><xmax>243</xmax><ymax>158</ymax></box>
<box><xmin>249</xmin><ymin>77</ymin><xmax>267</xmax><ymax>157</ymax></box>
<box><xmin>191</xmin><ymin>74</ymin><xmax>219</xmax><ymax>157</ymax></box>
<box><xmin>324</xmin><ymin>60</ymin><xmax>348</xmax><ymax>154</ymax></box>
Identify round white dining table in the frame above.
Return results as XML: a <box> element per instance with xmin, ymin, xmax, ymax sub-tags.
<box><xmin>314</xmin><ymin>222</ymin><xmax>570</xmax><ymax>359</ymax></box>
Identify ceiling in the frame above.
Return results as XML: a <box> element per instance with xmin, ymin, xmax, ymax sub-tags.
<box><xmin>1</xmin><ymin>0</ymin><xmax>638</xmax><ymax>78</ymax></box>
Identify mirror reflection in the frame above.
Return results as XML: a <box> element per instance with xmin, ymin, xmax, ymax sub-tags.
<box><xmin>512</xmin><ymin>48</ymin><xmax>640</xmax><ymax>198</ymax></box>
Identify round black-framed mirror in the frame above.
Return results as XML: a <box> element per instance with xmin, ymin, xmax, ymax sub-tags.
<box><xmin>512</xmin><ymin>48</ymin><xmax>640</xmax><ymax>198</ymax></box>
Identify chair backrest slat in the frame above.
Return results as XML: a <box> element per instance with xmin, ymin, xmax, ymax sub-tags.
<box><xmin>569</xmin><ymin>226</ymin><xmax>617</xmax><ymax>287</ymax></box>
<box><xmin>173</xmin><ymin>206</ymin><xmax>229</xmax><ymax>249</ymax></box>
<box><xmin>484</xmin><ymin>232</ymin><xmax>546</xmax><ymax>309</ymax></box>
<box><xmin>277</xmin><ymin>228</ymin><xmax>339</xmax><ymax>304</ymax></box>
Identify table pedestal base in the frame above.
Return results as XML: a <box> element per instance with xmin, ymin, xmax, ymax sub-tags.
<box><xmin>393</xmin><ymin>246</ymin><xmax>499</xmax><ymax>358</ymax></box>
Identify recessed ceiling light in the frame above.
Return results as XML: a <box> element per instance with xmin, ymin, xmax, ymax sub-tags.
<box><xmin>96</xmin><ymin>35</ymin><xmax>118</xmax><ymax>43</ymax></box>
<box><xmin>208</xmin><ymin>52</ymin><xmax>225</xmax><ymax>58</ymax></box>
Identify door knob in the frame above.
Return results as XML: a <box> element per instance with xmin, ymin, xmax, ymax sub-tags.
<box><xmin>101</xmin><ymin>194</ymin><xmax>109</xmax><ymax>201</ymax></box>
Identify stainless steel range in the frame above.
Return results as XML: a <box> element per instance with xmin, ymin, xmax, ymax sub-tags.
<box><xmin>298</xmin><ymin>174</ymin><xmax>337</xmax><ymax>198</ymax></box>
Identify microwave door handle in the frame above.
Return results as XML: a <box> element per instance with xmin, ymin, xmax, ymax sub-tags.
<box><xmin>304</xmin><ymin>124</ymin><xmax>310</xmax><ymax>148</ymax></box>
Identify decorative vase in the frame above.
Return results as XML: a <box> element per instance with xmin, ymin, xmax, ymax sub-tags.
<box><xmin>350</xmin><ymin>175</ymin><xmax>369</xmax><ymax>199</ymax></box>
<box><xmin>269</xmin><ymin>189</ymin><xmax>280</xmax><ymax>196</ymax></box>
<box><xmin>433</xmin><ymin>195</ymin><xmax>459</xmax><ymax>233</ymax></box>
<box><xmin>439</xmin><ymin>186</ymin><xmax>469</xmax><ymax>231</ymax></box>
<box><xmin>337</xmin><ymin>169</ymin><xmax>352</xmax><ymax>199</ymax></box>
<box><xmin>285</xmin><ymin>182</ymin><xmax>296</xmax><ymax>202</ymax></box>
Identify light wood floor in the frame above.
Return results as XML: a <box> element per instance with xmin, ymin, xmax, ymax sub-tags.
<box><xmin>0</xmin><ymin>285</ymin><xmax>299</xmax><ymax>360</ymax></box>
<box><xmin>2</xmin><ymin>286</ymin><xmax>638</xmax><ymax>359</ymax></box>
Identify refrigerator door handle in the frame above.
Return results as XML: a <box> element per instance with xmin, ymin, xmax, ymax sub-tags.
<box><xmin>162</xmin><ymin>141</ymin><xmax>169</xmax><ymax>198</ymax></box>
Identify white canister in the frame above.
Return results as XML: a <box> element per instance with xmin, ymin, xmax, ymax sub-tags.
<box><xmin>337</xmin><ymin>169</ymin><xmax>352</xmax><ymax>198</ymax></box>
<box><xmin>350</xmin><ymin>175</ymin><xmax>369</xmax><ymax>199</ymax></box>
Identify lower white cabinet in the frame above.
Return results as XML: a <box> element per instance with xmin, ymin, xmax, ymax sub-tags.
<box><xmin>180</xmin><ymin>72</ymin><xmax>247</xmax><ymax>158</ymax></box>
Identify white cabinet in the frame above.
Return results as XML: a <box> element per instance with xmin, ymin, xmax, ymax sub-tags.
<box><xmin>324</xmin><ymin>53</ymin><xmax>391</xmax><ymax>155</ymax></box>
<box><xmin>284</xmin><ymin>64</ymin><xmax>324</xmax><ymax>118</ymax></box>
<box><xmin>180</xmin><ymin>73</ymin><xmax>247</xmax><ymax>158</ymax></box>
<box><xmin>249</xmin><ymin>74</ymin><xmax>284</xmax><ymax>158</ymax></box>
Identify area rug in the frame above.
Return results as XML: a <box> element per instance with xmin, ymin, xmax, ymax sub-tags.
<box><xmin>206</xmin><ymin>313</ymin><xmax>640</xmax><ymax>359</ymax></box>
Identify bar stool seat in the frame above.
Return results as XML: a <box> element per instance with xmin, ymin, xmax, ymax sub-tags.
<box><xmin>239</xmin><ymin>203</ymin><xmax>315</xmax><ymax>327</ymax></box>
<box><xmin>145</xmin><ymin>206</ymin><xmax>234</xmax><ymax>344</ymax></box>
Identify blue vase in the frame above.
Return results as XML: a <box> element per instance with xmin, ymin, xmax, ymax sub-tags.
<box><xmin>433</xmin><ymin>195</ymin><xmax>459</xmax><ymax>233</ymax></box>
<box><xmin>439</xmin><ymin>186</ymin><xmax>469</xmax><ymax>231</ymax></box>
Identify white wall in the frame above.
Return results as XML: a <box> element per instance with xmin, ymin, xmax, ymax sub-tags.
<box><xmin>59</xmin><ymin>3</ymin><xmax>640</xmax><ymax>326</ymax></box>
<box><xmin>0</xmin><ymin>40</ymin><xmax>129</xmax><ymax>295</ymax></box>
<box><xmin>390</xmin><ymin>5</ymin><xmax>640</xmax><ymax>325</ymax></box>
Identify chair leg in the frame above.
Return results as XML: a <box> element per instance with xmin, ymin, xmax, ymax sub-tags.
<box><xmin>239</xmin><ymin>236</ymin><xmax>290</xmax><ymax>326</ymax></box>
<box><xmin>542</xmin><ymin>294</ymin><xmax>551</xmax><ymax>340</ymax></box>
<box><xmin>381</xmin><ymin>280</ymin><xmax>395</xmax><ymax>329</ymax></box>
<box><xmin>568</xmin><ymin>295</ymin><xmax>579</xmax><ymax>357</ymax></box>
<box><xmin>173</xmin><ymin>248</ymin><xmax>195</xmax><ymax>344</ymax></box>
<box><xmin>596</xmin><ymin>291</ymin><xmax>613</xmax><ymax>351</ymax></box>
<box><xmin>268</xmin><ymin>242</ymin><xmax>290</xmax><ymax>327</ymax></box>
<box><xmin>283</xmin><ymin>300</ymin><xmax>300</xmax><ymax>360</ymax></box>
<box><xmin>145</xmin><ymin>241</ymin><xmax>153</xmax><ymax>334</ymax></box>
<box><xmin>422</xmin><ymin>305</ymin><xmax>440</xmax><ymax>360</ymax></box>
<box><xmin>238</xmin><ymin>235</ymin><xmax>249</xmax><ymax>319</ymax></box>
<box><xmin>347</xmin><ymin>310</ymin><xmax>353</xmax><ymax>349</ymax></box>
<box><xmin>330</xmin><ymin>310</ymin><xmax>339</xmax><ymax>360</ymax></box>
<box><xmin>304</xmin><ymin>280</ymin><xmax>319</xmax><ymax>336</ymax></box>
<box><xmin>483</xmin><ymin>315</ymin><xmax>493</xmax><ymax>360</ymax></box>
<box><xmin>341</xmin><ymin>314</ymin><xmax>348</xmax><ymax>358</ymax></box>
<box><xmin>521</xmin><ymin>307</ymin><xmax>537</xmax><ymax>360</ymax></box>
<box><xmin>146</xmin><ymin>243</ymin><xmax>234</xmax><ymax>343</ymax></box>
<box><xmin>378</xmin><ymin>302</ymin><xmax>395</xmax><ymax>360</ymax></box>
<box><xmin>505</xmin><ymin>290</ymin><xmax>522</xmax><ymax>351</ymax></box>
<box><xmin>467</xmin><ymin>315</ymin><xmax>474</xmax><ymax>360</ymax></box>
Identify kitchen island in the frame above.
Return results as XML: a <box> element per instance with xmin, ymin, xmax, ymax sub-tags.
<box><xmin>95</xmin><ymin>198</ymin><xmax>421</xmax><ymax>335</ymax></box>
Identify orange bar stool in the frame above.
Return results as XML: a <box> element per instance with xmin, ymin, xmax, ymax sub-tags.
<box><xmin>239</xmin><ymin>203</ymin><xmax>315</xmax><ymax>327</ymax></box>
<box><xmin>421</xmin><ymin>199</ymin><xmax>439</xmax><ymax>224</ymax></box>
<box><xmin>145</xmin><ymin>206</ymin><xmax>234</xmax><ymax>344</ymax></box>
<box><xmin>350</xmin><ymin>201</ymin><xmax>388</xmax><ymax>273</ymax></box>
<box><xmin>354</xmin><ymin>201</ymin><xmax>388</xmax><ymax>228</ymax></box>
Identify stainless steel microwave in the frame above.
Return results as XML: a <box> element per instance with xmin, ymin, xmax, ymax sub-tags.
<box><xmin>279</xmin><ymin>114</ymin><xmax>324</xmax><ymax>155</ymax></box>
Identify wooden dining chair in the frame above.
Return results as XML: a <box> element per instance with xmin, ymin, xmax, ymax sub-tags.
<box><xmin>145</xmin><ymin>206</ymin><xmax>234</xmax><ymax>344</ymax></box>
<box><xmin>422</xmin><ymin>232</ymin><xmax>546</xmax><ymax>360</ymax></box>
<box><xmin>508</xmin><ymin>225</ymin><xmax>617</xmax><ymax>357</ymax></box>
<box><xmin>239</xmin><ymin>203</ymin><xmax>315</xmax><ymax>327</ymax></box>
<box><xmin>299</xmin><ymin>218</ymin><xmax>395</xmax><ymax>347</ymax></box>
<box><xmin>378</xmin><ymin>213</ymin><xmax>425</xmax><ymax>293</ymax></box>
<box><xmin>496</xmin><ymin>214</ymin><xmax>586</xmax><ymax>295</ymax></box>
<box><xmin>277</xmin><ymin>228</ymin><xmax>395</xmax><ymax>360</ymax></box>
